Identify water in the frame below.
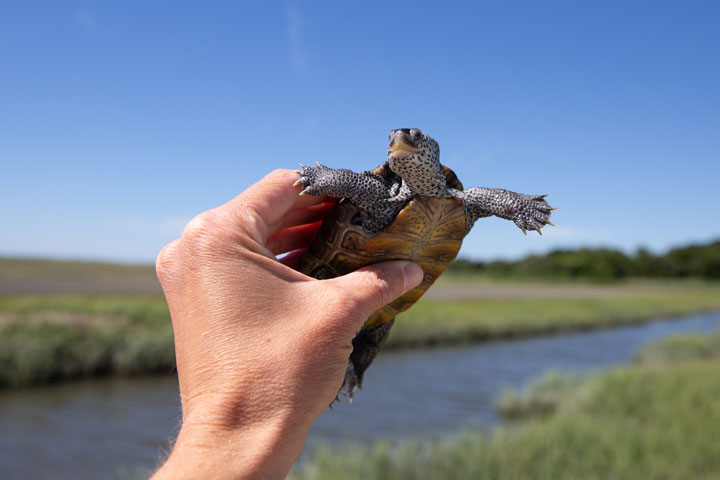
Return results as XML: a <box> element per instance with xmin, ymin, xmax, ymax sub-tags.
<box><xmin>1</xmin><ymin>311</ymin><xmax>719</xmax><ymax>479</ymax></box>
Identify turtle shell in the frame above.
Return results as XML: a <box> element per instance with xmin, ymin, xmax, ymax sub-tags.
<box><xmin>296</xmin><ymin>163</ymin><xmax>466</xmax><ymax>328</ymax></box>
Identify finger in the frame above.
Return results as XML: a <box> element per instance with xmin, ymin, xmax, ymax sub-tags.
<box><xmin>220</xmin><ymin>169</ymin><xmax>335</xmax><ymax>241</ymax></box>
<box><xmin>266</xmin><ymin>221</ymin><xmax>323</xmax><ymax>255</ymax></box>
<box><xmin>269</xmin><ymin>202</ymin><xmax>336</xmax><ymax>233</ymax></box>
<box><xmin>278</xmin><ymin>248</ymin><xmax>308</xmax><ymax>269</ymax></box>
<box><xmin>227</xmin><ymin>169</ymin><xmax>298</xmax><ymax>228</ymax></box>
<box><xmin>327</xmin><ymin>261</ymin><xmax>424</xmax><ymax>322</ymax></box>
<box><xmin>293</xmin><ymin>193</ymin><xmax>337</xmax><ymax>209</ymax></box>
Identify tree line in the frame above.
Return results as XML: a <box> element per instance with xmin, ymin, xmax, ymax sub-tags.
<box><xmin>449</xmin><ymin>239</ymin><xmax>720</xmax><ymax>281</ymax></box>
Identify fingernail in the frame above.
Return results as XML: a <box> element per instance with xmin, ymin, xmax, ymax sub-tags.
<box><xmin>400</xmin><ymin>261</ymin><xmax>424</xmax><ymax>293</ymax></box>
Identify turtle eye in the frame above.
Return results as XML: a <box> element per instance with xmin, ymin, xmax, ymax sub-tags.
<box><xmin>410</xmin><ymin>128</ymin><xmax>422</xmax><ymax>138</ymax></box>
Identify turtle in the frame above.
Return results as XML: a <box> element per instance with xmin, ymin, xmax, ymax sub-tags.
<box><xmin>294</xmin><ymin>128</ymin><xmax>554</xmax><ymax>399</ymax></box>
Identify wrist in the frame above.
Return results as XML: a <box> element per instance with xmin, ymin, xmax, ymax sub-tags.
<box><xmin>153</xmin><ymin>406</ymin><xmax>311</xmax><ymax>479</ymax></box>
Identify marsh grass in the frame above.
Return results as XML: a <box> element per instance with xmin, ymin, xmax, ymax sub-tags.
<box><xmin>0</xmin><ymin>296</ymin><xmax>173</xmax><ymax>388</ymax></box>
<box><xmin>389</xmin><ymin>287</ymin><xmax>720</xmax><ymax>348</ymax></box>
<box><xmin>495</xmin><ymin>371</ymin><xmax>584</xmax><ymax>420</ymax></box>
<box><xmin>291</xmin><ymin>332</ymin><xmax>720</xmax><ymax>480</ymax></box>
<box><xmin>495</xmin><ymin>325</ymin><xmax>720</xmax><ymax>423</ymax></box>
<box><xmin>2</xmin><ymin>282</ymin><xmax>720</xmax><ymax>388</ymax></box>
<box><xmin>634</xmin><ymin>329</ymin><xmax>720</xmax><ymax>365</ymax></box>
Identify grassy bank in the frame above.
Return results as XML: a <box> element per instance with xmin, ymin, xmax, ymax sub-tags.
<box><xmin>0</xmin><ymin>296</ymin><xmax>174</xmax><ymax>388</ymax></box>
<box><xmin>389</xmin><ymin>283</ymin><xmax>720</xmax><ymax>348</ymax></box>
<box><xmin>2</xmin><ymin>282</ymin><xmax>720</xmax><ymax>388</ymax></box>
<box><xmin>291</xmin><ymin>330</ymin><xmax>720</xmax><ymax>480</ymax></box>
<box><xmin>497</xmin><ymin>328</ymin><xmax>720</xmax><ymax>421</ymax></box>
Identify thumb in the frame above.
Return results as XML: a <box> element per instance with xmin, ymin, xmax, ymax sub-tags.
<box><xmin>329</xmin><ymin>261</ymin><xmax>424</xmax><ymax>318</ymax></box>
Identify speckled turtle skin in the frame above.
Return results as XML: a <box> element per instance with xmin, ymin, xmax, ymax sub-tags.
<box><xmin>295</xmin><ymin>129</ymin><xmax>554</xmax><ymax>399</ymax></box>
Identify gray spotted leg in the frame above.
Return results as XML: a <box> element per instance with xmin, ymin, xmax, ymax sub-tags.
<box><xmin>340</xmin><ymin>319</ymin><xmax>395</xmax><ymax>400</ymax></box>
<box><xmin>452</xmin><ymin>187</ymin><xmax>555</xmax><ymax>235</ymax></box>
<box><xmin>296</xmin><ymin>163</ymin><xmax>389</xmax><ymax>211</ymax></box>
<box><xmin>295</xmin><ymin>163</ymin><xmax>409</xmax><ymax>233</ymax></box>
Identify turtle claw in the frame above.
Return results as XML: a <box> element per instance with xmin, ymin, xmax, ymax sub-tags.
<box><xmin>294</xmin><ymin>162</ymin><xmax>339</xmax><ymax>199</ymax></box>
<box><xmin>511</xmin><ymin>194</ymin><xmax>555</xmax><ymax>235</ymax></box>
<box><xmin>298</xmin><ymin>162</ymin><xmax>307</xmax><ymax>168</ymax></box>
<box><xmin>292</xmin><ymin>179</ymin><xmax>302</xmax><ymax>187</ymax></box>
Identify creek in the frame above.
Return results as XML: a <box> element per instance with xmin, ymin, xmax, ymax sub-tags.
<box><xmin>1</xmin><ymin>311</ymin><xmax>719</xmax><ymax>479</ymax></box>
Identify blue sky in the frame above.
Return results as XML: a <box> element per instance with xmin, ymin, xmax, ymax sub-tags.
<box><xmin>2</xmin><ymin>1</ymin><xmax>719</xmax><ymax>263</ymax></box>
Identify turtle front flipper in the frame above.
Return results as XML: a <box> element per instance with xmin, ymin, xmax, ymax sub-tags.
<box><xmin>340</xmin><ymin>319</ymin><xmax>395</xmax><ymax>399</ymax></box>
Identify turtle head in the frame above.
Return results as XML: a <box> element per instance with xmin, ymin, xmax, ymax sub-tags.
<box><xmin>387</xmin><ymin>128</ymin><xmax>446</xmax><ymax>195</ymax></box>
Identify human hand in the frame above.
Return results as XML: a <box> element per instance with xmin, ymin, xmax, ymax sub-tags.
<box><xmin>152</xmin><ymin>169</ymin><xmax>423</xmax><ymax>479</ymax></box>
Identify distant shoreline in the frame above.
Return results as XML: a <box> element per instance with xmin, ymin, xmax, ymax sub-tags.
<box><xmin>3</xmin><ymin>256</ymin><xmax>719</xmax><ymax>297</ymax></box>
<box><xmin>0</xmin><ymin>257</ymin><xmax>161</xmax><ymax>295</ymax></box>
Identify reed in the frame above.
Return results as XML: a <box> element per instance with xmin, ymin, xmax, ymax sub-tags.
<box><xmin>291</xmin><ymin>343</ymin><xmax>720</xmax><ymax>479</ymax></box>
<box><xmin>2</xmin><ymin>282</ymin><xmax>720</xmax><ymax>388</ymax></box>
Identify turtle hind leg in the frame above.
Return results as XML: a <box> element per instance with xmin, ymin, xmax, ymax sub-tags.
<box><xmin>339</xmin><ymin>319</ymin><xmax>395</xmax><ymax>399</ymax></box>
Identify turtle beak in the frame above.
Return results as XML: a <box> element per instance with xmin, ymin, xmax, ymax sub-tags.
<box><xmin>388</xmin><ymin>130</ymin><xmax>421</xmax><ymax>156</ymax></box>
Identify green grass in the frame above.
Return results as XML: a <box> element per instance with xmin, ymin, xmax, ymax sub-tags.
<box><xmin>439</xmin><ymin>270</ymin><xmax>720</xmax><ymax>287</ymax></box>
<box><xmin>634</xmin><ymin>329</ymin><xmax>720</xmax><ymax>365</ymax></box>
<box><xmin>497</xmin><ymin>326</ymin><xmax>720</xmax><ymax>423</ymax></box>
<box><xmin>0</xmin><ymin>294</ymin><xmax>168</xmax><ymax>318</ymax></box>
<box><xmin>495</xmin><ymin>371</ymin><xmax>584</xmax><ymax>420</ymax></box>
<box><xmin>291</xmin><ymin>331</ymin><xmax>720</xmax><ymax>480</ymax></box>
<box><xmin>389</xmin><ymin>285</ymin><xmax>720</xmax><ymax>348</ymax></box>
<box><xmin>2</xmin><ymin>282</ymin><xmax>720</xmax><ymax>388</ymax></box>
<box><xmin>0</xmin><ymin>296</ymin><xmax>174</xmax><ymax>388</ymax></box>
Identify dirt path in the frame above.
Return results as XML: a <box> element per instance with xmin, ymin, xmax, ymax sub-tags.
<box><xmin>0</xmin><ymin>258</ymin><xmax>162</xmax><ymax>295</ymax></box>
<box><xmin>0</xmin><ymin>258</ymin><xmax>697</xmax><ymax>300</ymax></box>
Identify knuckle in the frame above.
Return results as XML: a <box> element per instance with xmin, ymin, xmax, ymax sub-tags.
<box><xmin>359</xmin><ymin>269</ymin><xmax>395</xmax><ymax>308</ymax></box>
<box><xmin>181</xmin><ymin>210</ymin><xmax>223</xmax><ymax>253</ymax></box>
<box><xmin>375</xmin><ymin>279</ymin><xmax>395</xmax><ymax>307</ymax></box>
<box><xmin>155</xmin><ymin>241</ymin><xmax>179</xmax><ymax>284</ymax></box>
<box><xmin>182</xmin><ymin>212</ymin><xmax>210</xmax><ymax>239</ymax></box>
<box><xmin>269</xmin><ymin>168</ymin><xmax>297</xmax><ymax>184</ymax></box>
<box><xmin>232</xmin><ymin>203</ymin><xmax>265</xmax><ymax>242</ymax></box>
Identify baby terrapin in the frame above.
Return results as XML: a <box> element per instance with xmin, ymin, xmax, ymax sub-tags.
<box><xmin>295</xmin><ymin>128</ymin><xmax>554</xmax><ymax>399</ymax></box>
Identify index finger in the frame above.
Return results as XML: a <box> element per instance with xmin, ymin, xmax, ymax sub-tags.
<box><xmin>220</xmin><ymin>169</ymin><xmax>334</xmax><ymax>240</ymax></box>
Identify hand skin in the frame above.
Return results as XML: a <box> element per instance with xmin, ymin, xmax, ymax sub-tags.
<box><xmin>151</xmin><ymin>169</ymin><xmax>424</xmax><ymax>480</ymax></box>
